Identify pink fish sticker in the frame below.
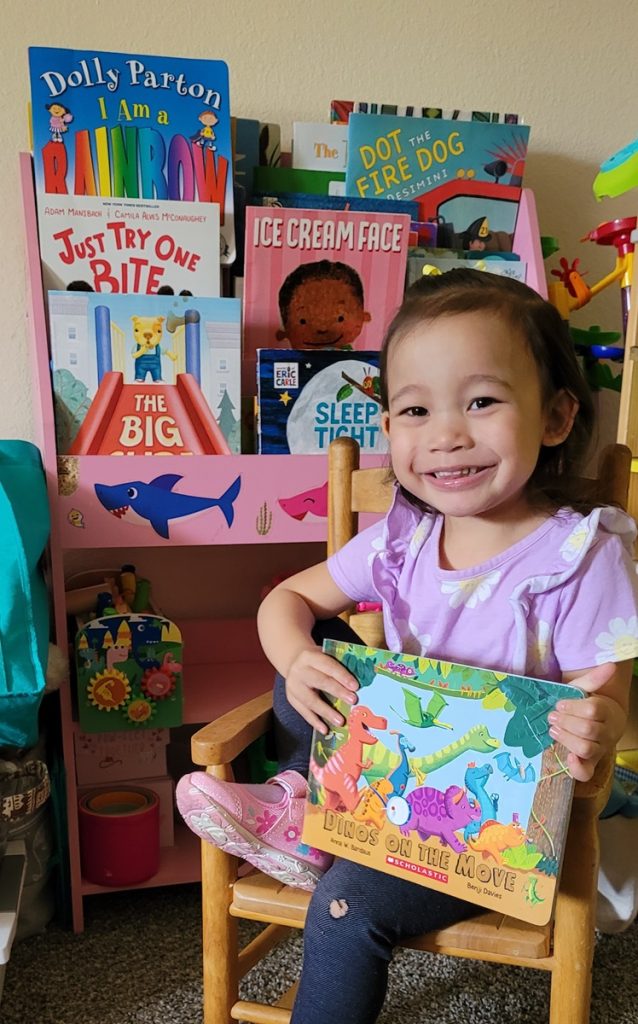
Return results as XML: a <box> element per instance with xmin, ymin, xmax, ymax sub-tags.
<box><xmin>278</xmin><ymin>481</ymin><xmax>328</xmax><ymax>520</ymax></box>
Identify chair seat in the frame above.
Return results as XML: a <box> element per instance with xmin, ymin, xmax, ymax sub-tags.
<box><xmin>231</xmin><ymin>871</ymin><xmax>552</xmax><ymax>964</ymax></box>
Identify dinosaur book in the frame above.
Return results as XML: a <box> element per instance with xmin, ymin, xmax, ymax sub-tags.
<box><xmin>302</xmin><ymin>640</ymin><xmax>585</xmax><ymax>925</ymax></box>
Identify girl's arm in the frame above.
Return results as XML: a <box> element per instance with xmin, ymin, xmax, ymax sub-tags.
<box><xmin>257</xmin><ymin>562</ymin><xmax>361</xmax><ymax>734</ymax></box>
<box><xmin>549</xmin><ymin>660</ymin><xmax>633</xmax><ymax>782</ymax></box>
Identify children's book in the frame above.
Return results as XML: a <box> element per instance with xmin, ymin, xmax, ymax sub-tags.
<box><xmin>345</xmin><ymin>112</ymin><xmax>530</xmax><ymax>205</ymax></box>
<box><xmin>256</xmin><ymin>349</ymin><xmax>387</xmax><ymax>455</ymax></box>
<box><xmin>406</xmin><ymin>254</ymin><xmax>527</xmax><ymax>288</ymax></box>
<box><xmin>253</xmin><ymin>166</ymin><xmax>346</xmax><ymax>198</ymax></box>
<box><xmin>331</xmin><ymin>100</ymin><xmax>521</xmax><ymax>125</ymax></box>
<box><xmin>37</xmin><ymin>194</ymin><xmax>221</xmax><ymax>295</ymax></box>
<box><xmin>28</xmin><ymin>46</ymin><xmax>235</xmax><ymax>263</ymax></box>
<box><xmin>259</xmin><ymin>193</ymin><xmax>419</xmax><ymax>220</ymax></box>
<box><xmin>414</xmin><ymin>180</ymin><xmax>523</xmax><ymax>254</ymax></box>
<box><xmin>242</xmin><ymin>207</ymin><xmax>410</xmax><ymax>372</ymax></box>
<box><xmin>75</xmin><ymin>614</ymin><xmax>183</xmax><ymax>733</ymax></box>
<box><xmin>292</xmin><ymin>122</ymin><xmax>349</xmax><ymax>172</ymax></box>
<box><xmin>303</xmin><ymin>639</ymin><xmax>585</xmax><ymax>926</ymax></box>
<box><xmin>48</xmin><ymin>291</ymin><xmax>241</xmax><ymax>455</ymax></box>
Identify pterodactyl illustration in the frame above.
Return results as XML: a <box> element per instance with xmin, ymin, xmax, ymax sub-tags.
<box><xmin>391</xmin><ymin>688</ymin><xmax>453</xmax><ymax>730</ymax></box>
<box><xmin>494</xmin><ymin>750</ymin><xmax>536</xmax><ymax>783</ymax></box>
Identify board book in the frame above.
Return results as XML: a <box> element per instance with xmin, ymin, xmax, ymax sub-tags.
<box><xmin>256</xmin><ymin>349</ymin><xmax>387</xmax><ymax>455</ymax></box>
<box><xmin>48</xmin><ymin>290</ymin><xmax>241</xmax><ymax>455</ymax></box>
<box><xmin>242</xmin><ymin>206</ymin><xmax>410</xmax><ymax>378</ymax></box>
<box><xmin>345</xmin><ymin>112</ymin><xmax>530</xmax><ymax>205</ymax></box>
<box><xmin>302</xmin><ymin>639</ymin><xmax>585</xmax><ymax>925</ymax></box>
<box><xmin>406</xmin><ymin>254</ymin><xmax>527</xmax><ymax>288</ymax></box>
<box><xmin>28</xmin><ymin>46</ymin><xmax>235</xmax><ymax>263</ymax></box>
<box><xmin>75</xmin><ymin>613</ymin><xmax>183</xmax><ymax>733</ymax></box>
<box><xmin>331</xmin><ymin>100</ymin><xmax>521</xmax><ymax>124</ymax></box>
<box><xmin>37</xmin><ymin>194</ymin><xmax>221</xmax><ymax>295</ymax></box>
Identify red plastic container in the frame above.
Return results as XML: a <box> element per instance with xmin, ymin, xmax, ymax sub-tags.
<box><xmin>78</xmin><ymin>785</ymin><xmax>160</xmax><ymax>886</ymax></box>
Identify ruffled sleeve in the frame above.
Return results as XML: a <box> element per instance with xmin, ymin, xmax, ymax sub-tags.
<box><xmin>326</xmin><ymin>487</ymin><xmax>435</xmax><ymax>649</ymax></box>
<box><xmin>370</xmin><ymin>489</ymin><xmax>436</xmax><ymax>651</ymax></box>
<box><xmin>509</xmin><ymin>506</ymin><xmax>638</xmax><ymax>673</ymax></box>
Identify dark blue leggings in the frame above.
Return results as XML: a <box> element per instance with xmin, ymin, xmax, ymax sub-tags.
<box><xmin>273</xmin><ymin>618</ymin><xmax>478</xmax><ymax>1024</ymax></box>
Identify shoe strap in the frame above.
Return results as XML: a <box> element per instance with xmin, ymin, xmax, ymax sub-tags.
<box><xmin>266</xmin><ymin>770</ymin><xmax>308</xmax><ymax>799</ymax></box>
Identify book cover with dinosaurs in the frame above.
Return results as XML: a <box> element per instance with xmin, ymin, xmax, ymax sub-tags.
<box><xmin>48</xmin><ymin>290</ymin><xmax>241</xmax><ymax>455</ymax></box>
<box><xmin>302</xmin><ymin>640</ymin><xmax>585</xmax><ymax>925</ymax></box>
<box><xmin>28</xmin><ymin>46</ymin><xmax>235</xmax><ymax>263</ymax></box>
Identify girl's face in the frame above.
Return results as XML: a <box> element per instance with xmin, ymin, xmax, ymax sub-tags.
<box><xmin>382</xmin><ymin>310</ymin><xmax>575</xmax><ymax>524</ymax></box>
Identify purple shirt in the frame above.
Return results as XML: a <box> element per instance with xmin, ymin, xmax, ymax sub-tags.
<box><xmin>327</xmin><ymin>490</ymin><xmax>638</xmax><ymax>681</ymax></box>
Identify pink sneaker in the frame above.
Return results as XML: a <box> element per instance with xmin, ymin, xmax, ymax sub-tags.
<box><xmin>175</xmin><ymin>769</ymin><xmax>332</xmax><ymax>891</ymax></box>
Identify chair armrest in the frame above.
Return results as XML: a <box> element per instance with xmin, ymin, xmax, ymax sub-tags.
<box><xmin>573</xmin><ymin>752</ymin><xmax>614</xmax><ymax>813</ymax></box>
<box><xmin>190</xmin><ymin>691</ymin><xmax>273</xmax><ymax>768</ymax></box>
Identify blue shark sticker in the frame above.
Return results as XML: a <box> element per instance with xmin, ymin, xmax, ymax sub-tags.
<box><xmin>94</xmin><ymin>473</ymin><xmax>241</xmax><ymax>539</ymax></box>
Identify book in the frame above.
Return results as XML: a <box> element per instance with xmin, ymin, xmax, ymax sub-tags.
<box><xmin>259</xmin><ymin>193</ymin><xmax>419</xmax><ymax>220</ymax></box>
<box><xmin>302</xmin><ymin>639</ymin><xmax>585</xmax><ymax>926</ymax></box>
<box><xmin>406</xmin><ymin>254</ymin><xmax>527</xmax><ymax>288</ymax></box>
<box><xmin>331</xmin><ymin>100</ymin><xmax>521</xmax><ymax>125</ymax></box>
<box><xmin>345</xmin><ymin>112</ymin><xmax>530</xmax><ymax>204</ymax></box>
<box><xmin>292</xmin><ymin>121</ymin><xmax>349</xmax><ymax>172</ymax></box>
<box><xmin>48</xmin><ymin>290</ymin><xmax>241</xmax><ymax>455</ymax></box>
<box><xmin>413</xmin><ymin>179</ymin><xmax>524</xmax><ymax>254</ymax></box>
<box><xmin>37</xmin><ymin>194</ymin><xmax>221</xmax><ymax>295</ymax></box>
<box><xmin>256</xmin><ymin>349</ymin><xmax>387</xmax><ymax>455</ymax></box>
<box><xmin>253</xmin><ymin>165</ymin><xmax>346</xmax><ymax>198</ymax></box>
<box><xmin>28</xmin><ymin>46</ymin><xmax>235</xmax><ymax>263</ymax></box>
<box><xmin>242</xmin><ymin>207</ymin><xmax>410</xmax><ymax>373</ymax></box>
<box><xmin>75</xmin><ymin>613</ymin><xmax>183</xmax><ymax>733</ymax></box>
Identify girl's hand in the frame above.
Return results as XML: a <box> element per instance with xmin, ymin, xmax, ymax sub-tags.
<box><xmin>285</xmin><ymin>646</ymin><xmax>359</xmax><ymax>734</ymax></box>
<box><xmin>550</xmin><ymin>662</ymin><xmax>631</xmax><ymax>782</ymax></box>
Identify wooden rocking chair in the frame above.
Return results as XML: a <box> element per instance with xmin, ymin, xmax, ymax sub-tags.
<box><xmin>190</xmin><ymin>435</ymin><xmax>632</xmax><ymax>1024</ymax></box>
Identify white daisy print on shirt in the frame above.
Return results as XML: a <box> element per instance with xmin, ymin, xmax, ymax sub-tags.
<box><xmin>560</xmin><ymin>521</ymin><xmax>590</xmax><ymax>563</ymax></box>
<box><xmin>367</xmin><ymin>534</ymin><xmax>385</xmax><ymax>566</ymax></box>
<box><xmin>594</xmin><ymin>616</ymin><xmax>638</xmax><ymax>663</ymax></box>
<box><xmin>395</xmin><ymin>618</ymin><xmax>431</xmax><ymax>656</ymax></box>
<box><xmin>409</xmin><ymin>518</ymin><xmax>430</xmax><ymax>558</ymax></box>
<box><xmin>441</xmin><ymin>570</ymin><xmax>501</xmax><ymax>609</ymax></box>
<box><xmin>526</xmin><ymin>620</ymin><xmax>552</xmax><ymax>676</ymax></box>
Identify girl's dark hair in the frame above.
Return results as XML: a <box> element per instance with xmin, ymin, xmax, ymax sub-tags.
<box><xmin>380</xmin><ymin>268</ymin><xmax>597</xmax><ymax>512</ymax></box>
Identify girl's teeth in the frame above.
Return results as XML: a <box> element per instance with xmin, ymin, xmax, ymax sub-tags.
<box><xmin>433</xmin><ymin>468</ymin><xmax>478</xmax><ymax>478</ymax></box>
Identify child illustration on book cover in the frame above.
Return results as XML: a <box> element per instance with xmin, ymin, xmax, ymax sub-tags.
<box><xmin>242</xmin><ymin>207</ymin><xmax>410</xmax><ymax>363</ymax></box>
<box><xmin>46</xmin><ymin>101</ymin><xmax>73</xmax><ymax>142</ymax></box>
<box><xmin>275</xmin><ymin>260</ymin><xmax>372</xmax><ymax>351</ymax></box>
<box><xmin>303</xmin><ymin>640</ymin><xmax>584</xmax><ymax>925</ymax></box>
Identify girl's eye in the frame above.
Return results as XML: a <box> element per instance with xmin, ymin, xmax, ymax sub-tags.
<box><xmin>337</xmin><ymin>315</ymin><xmax>345</xmax><ymax>322</ymax></box>
<box><xmin>402</xmin><ymin>406</ymin><xmax>428</xmax><ymax>417</ymax></box>
<box><xmin>469</xmin><ymin>397</ymin><xmax>497</xmax><ymax>411</ymax></box>
<box><xmin>299</xmin><ymin>318</ymin><xmax>306</xmax><ymax>325</ymax></box>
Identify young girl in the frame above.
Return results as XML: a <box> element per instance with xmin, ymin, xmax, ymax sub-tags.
<box><xmin>177</xmin><ymin>269</ymin><xmax>638</xmax><ymax>1024</ymax></box>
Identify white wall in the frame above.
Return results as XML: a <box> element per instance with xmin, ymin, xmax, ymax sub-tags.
<box><xmin>3</xmin><ymin>0</ymin><xmax>637</xmax><ymax>439</ymax></box>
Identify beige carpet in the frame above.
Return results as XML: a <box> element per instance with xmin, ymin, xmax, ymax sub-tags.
<box><xmin>2</xmin><ymin>882</ymin><xmax>636</xmax><ymax>1023</ymax></box>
